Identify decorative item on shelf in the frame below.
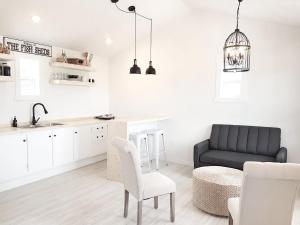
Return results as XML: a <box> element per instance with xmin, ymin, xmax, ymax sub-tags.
<box><xmin>56</xmin><ymin>50</ymin><xmax>67</xmax><ymax>63</ymax></box>
<box><xmin>95</xmin><ymin>114</ymin><xmax>115</xmax><ymax>120</ymax></box>
<box><xmin>223</xmin><ymin>0</ymin><xmax>251</xmax><ymax>72</ymax></box>
<box><xmin>67</xmin><ymin>75</ymin><xmax>79</xmax><ymax>80</ymax></box>
<box><xmin>51</xmin><ymin>72</ymin><xmax>86</xmax><ymax>83</ymax></box>
<box><xmin>88</xmin><ymin>54</ymin><xmax>93</xmax><ymax>66</ymax></box>
<box><xmin>4</xmin><ymin>45</ymin><xmax>10</xmax><ymax>54</ymax></box>
<box><xmin>67</xmin><ymin>58</ymin><xmax>84</xmax><ymax>65</ymax></box>
<box><xmin>0</xmin><ymin>43</ymin><xmax>11</xmax><ymax>55</ymax></box>
<box><xmin>2</xmin><ymin>63</ymin><xmax>11</xmax><ymax>76</ymax></box>
<box><xmin>83</xmin><ymin>52</ymin><xmax>88</xmax><ymax>66</ymax></box>
<box><xmin>111</xmin><ymin>0</ymin><xmax>157</xmax><ymax>75</ymax></box>
<box><xmin>83</xmin><ymin>52</ymin><xmax>93</xmax><ymax>66</ymax></box>
<box><xmin>12</xmin><ymin>116</ymin><xmax>18</xmax><ymax>128</ymax></box>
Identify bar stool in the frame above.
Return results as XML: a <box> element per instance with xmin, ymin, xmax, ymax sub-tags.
<box><xmin>129</xmin><ymin>132</ymin><xmax>151</xmax><ymax>170</ymax></box>
<box><xmin>146</xmin><ymin>129</ymin><xmax>168</xmax><ymax>170</ymax></box>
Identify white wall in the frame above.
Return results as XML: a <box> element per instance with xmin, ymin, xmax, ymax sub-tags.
<box><xmin>0</xmin><ymin>37</ymin><xmax>109</xmax><ymax>125</ymax></box>
<box><xmin>108</xmin><ymin>11</ymin><xmax>300</xmax><ymax>164</ymax></box>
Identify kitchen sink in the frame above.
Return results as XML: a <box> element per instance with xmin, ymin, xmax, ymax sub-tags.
<box><xmin>19</xmin><ymin>122</ymin><xmax>64</xmax><ymax>129</ymax></box>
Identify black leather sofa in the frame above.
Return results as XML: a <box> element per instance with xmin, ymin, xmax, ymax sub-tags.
<box><xmin>194</xmin><ymin>124</ymin><xmax>287</xmax><ymax>170</ymax></box>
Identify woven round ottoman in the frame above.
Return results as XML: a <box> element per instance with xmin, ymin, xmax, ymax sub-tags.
<box><xmin>192</xmin><ymin>166</ymin><xmax>242</xmax><ymax>217</ymax></box>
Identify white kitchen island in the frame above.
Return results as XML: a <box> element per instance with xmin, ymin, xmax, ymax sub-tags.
<box><xmin>0</xmin><ymin>116</ymin><xmax>169</xmax><ymax>192</ymax></box>
<box><xmin>106</xmin><ymin>116</ymin><xmax>169</xmax><ymax>182</ymax></box>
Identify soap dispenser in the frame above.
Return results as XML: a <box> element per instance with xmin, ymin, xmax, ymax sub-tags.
<box><xmin>12</xmin><ymin>116</ymin><xmax>18</xmax><ymax>128</ymax></box>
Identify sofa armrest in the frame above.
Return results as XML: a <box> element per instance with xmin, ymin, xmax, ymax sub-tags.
<box><xmin>194</xmin><ymin>139</ymin><xmax>210</xmax><ymax>168</ymax></box>
<box><xmin>276</xmin><ymin>147</ymin><xmax>287</xmax><ymax>163</ymax></box>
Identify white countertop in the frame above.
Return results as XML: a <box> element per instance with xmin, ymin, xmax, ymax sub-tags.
<box><xmin>0</xmin><ymin>116</ymin><xmax>169</xmax><ymax>136</ymax></box>
<box><xmin>113</xmin><ymin>116</ymin><xmax>169</xmax><ymax>125</ymax></box>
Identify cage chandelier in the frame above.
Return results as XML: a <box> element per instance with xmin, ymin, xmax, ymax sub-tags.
<box><xmin>224</xmin><ymin>0</ymin><xmax>251</xmax><ymax>72</ymax></box>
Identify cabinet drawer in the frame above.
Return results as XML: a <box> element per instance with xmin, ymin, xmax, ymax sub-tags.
<box><xmin>92</xmin><ymin>124</ymin><xmax>107</xmax><ymax>136</ymax></box>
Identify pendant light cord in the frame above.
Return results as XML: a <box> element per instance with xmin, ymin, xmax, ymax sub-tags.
<box><xmin>236</xmin><ymin>0</ymin><xmax>241</xmax><ymax>30</ymax></box>
<box><xmin>115</xmin><ymin>3</ymin><xmax>131</xmax><ymax>14</ymax></box>
<box><xmin>135</xmin><ymin>11</ymin><xmax>137</xmax><ymax>60</ymax></box>
<box><xmin>114</xmin><ymin>2</ymin><xmax>153</xmax><ymax>61</ymax></box>
<box><xmin>150</xmin><ymin>19</ymin><xmax>152</xmax><ymax>61</ymax></box>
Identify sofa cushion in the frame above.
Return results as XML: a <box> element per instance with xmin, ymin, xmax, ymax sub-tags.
<box><xmin>210</xmin><ymin>124</ymin><xmax>281</xmax><ymax>157</ymax></box>
<box><xmin>200</xmin><ymin>150</ymin><xmax>276</xmax><ymax>170</ymax></box>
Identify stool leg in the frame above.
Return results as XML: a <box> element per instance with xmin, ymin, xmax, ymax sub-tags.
<box><xmin>144</xmin><ymin>138</ymin><xmax>151</xmax><ymax>171</ymax></box>
<box><xmin>154</xmin><ymin>133</ymin><xmax>160</xmax><ymax>170</ymax></box>
<box><xmin>154</xmin><ymin>196</ymin><xmax>158</xmax><ymax>209</ymax></box>
<box><xmin>124</xmin><ymin>190</ymin><xmax>129</xmax><ymax>218</ymax></box>
<box><xmin>136</xmin><ymin>138</ymin><xmax>141</xmax><ymax>160</ymax></box>
<box><xmin>147</xmin><ymin>135</ymin><xmax>153</xmax><ymax>164</ymax></box>
<box><xmin>161</xmin><ymin>134</ymin><xmax>168</xmax><ymax>166</ymax></box>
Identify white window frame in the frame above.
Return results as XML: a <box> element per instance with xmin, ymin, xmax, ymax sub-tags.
<box><xmin>15</xmin><ymin>56</ymin><xmax>41</xmax><ymax>101</ymax></box>
<box><xmin>215</xmin><ymin>63</ymin><xmax>248</xmax><ymax>103</ymax></box>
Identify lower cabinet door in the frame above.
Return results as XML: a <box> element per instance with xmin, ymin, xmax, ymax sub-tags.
<box><xmin>53</xmin><ymin>128</ymin><xmax>74</xmax><ymax>167</ymax></box>
<box><xmin>27</xmin><ymin>130</ymin><xmax>53</xmax><ymax>173</ymax></box>
<box><xmin>0</xmin><ymin>134</ymin><xmax>28</xmax><ymax>183</ymax></box>
<box><xmin>74</xmin><ymin>125</ymin><xmax>92</xmax><ymax>160</ymax></box>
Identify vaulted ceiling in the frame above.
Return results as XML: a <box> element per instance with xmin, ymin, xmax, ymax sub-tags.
<box><xmin>0</xmin><ymin>0</ymin><xmax>299</xmax><ymax>57</ymax></box>
<box><xmin>184</xmin><ymin>0</ymin><xmax>300</xmax><ymax>27</ymax></box>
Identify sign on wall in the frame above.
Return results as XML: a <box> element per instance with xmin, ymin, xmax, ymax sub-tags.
<box><xmin>3</xmin><ymin>37</ymin><xmax>52</xmax><ymax>57</ymax></box>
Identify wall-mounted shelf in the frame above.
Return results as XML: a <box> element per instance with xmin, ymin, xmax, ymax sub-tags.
<box><xmin>0</xmin><ymin>53</ymin><xmax>15</xmax><ymax>62</ymax></box>
<box><xmin>50</xmin><ymin>62</ymin><xmax>95</xmax><ymax>72</ymax></box>
<box><xmin>50</xmin><ymin>79</ymin><xmax>94</xmax><ymax>87</ymax></box>
<box><xmin>0</xmin><ymin>76</ymin><xmax>15</xmax><ymax>82</ymax></box>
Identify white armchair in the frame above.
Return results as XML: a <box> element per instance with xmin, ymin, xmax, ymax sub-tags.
<box><xmin>228</xmin><ymin>162</ymin><xmax>300</xmax><ymax>225</ymax></box>
<box><xmin>112</xmin><ymin>137</ymin><xmax>176</xmax><ymax>225</ymax></box>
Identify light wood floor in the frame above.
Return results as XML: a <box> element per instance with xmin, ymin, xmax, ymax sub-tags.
<box><xmin>0</xmin><ymin>161</ymin><xmax>299</xmax><ymax>225</ymax></box>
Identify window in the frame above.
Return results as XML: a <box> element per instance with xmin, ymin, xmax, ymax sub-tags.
<box><xmin>16</xmin><ymin>58</ymin><xmax>40</xmax><ymax>99</ymax></box>
<box><xmin>216</xmin><ymin>71</ymin><xmax>247</xmax><ymax>102</ymax></box>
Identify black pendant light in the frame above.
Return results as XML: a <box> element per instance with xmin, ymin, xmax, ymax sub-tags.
<box><xmin>224</xmin><ymin>0</ymin><xmax>251</xmax><ymax>72</ymax></box>
<box><xmin>111</xmin><ymin>0</ymin><xmax>156</xmax><ymax>75</ymax></box>
<box><xmin>129</xmin><ymin>9</ymin><xmax>141</xmax><ymax>74</ymax></box>
<box><xmin>146</xmin><ymin>19</ymin><xmax>156</xmax><ymax>75</ymax></box>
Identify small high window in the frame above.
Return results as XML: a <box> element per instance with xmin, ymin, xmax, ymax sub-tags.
<box><xmin>16</xmin><ymin>58</ymin><xmax>40</xmax><ymax>100</ymax></box>
<box><xmin>216</xmin><ymin>71</ymin><xmax>247</xmax><ymax>102</ymax></box>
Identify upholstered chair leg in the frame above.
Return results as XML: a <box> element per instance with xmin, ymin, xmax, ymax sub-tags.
<box><xmin>161</xmin><ymin>134</ymin><xmax>168</xmax><ymax>166</ymax></box>
<box><xmin>124</xmin><ymin>190</ymin><xmax>129</xmax><ymax>218</ymax></box>
<box><xmin>229</xmin><ymin>213</ymin><xmax>233</xmax><ymax>225</ymax></box>
<box><xmin>137</xmin><ymin>200</ymin><xmax>143</xmax><ymax>225</ymax></box>
<box><xmin>154</xmin><ymin>196</ymin><xmax>158</xmax><ymax>209</ymax></box>
<box><xmin>170</xmin><ymin>193</ymin><xmax>175</xmax><ymax>222</ymax></box>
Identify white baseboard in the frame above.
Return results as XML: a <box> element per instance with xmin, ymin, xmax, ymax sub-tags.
<box><xmin>167</xmin><ymin>158</ymin><xmax>192</xmax><ymax>167</ymax></box>
<box><xmin>0</xmin><ymin>154</ymin><xmax>107</xmax><ymax>193</ymax></box>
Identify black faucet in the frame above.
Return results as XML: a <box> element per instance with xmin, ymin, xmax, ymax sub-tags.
<box><xmin>32</xmin><ymin>103</ymin><xmax>48</xmax><ymax>126</ymax></box>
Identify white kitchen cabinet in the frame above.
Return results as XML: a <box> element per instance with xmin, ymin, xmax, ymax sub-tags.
<box><xmin>27</xmin><ymin>130</ymin><xmax>53</xmax><ymax>173</ymax></box>
<box><xmin>91</xmin><ymin>124</ymin><xmax>107</xmax><ymax>155</ymax></box>
<box><xmin>53</xmin><ymin>128</ymin><xmax>74</xmax><ymax>166</ymax></box>
<box><xmin>0</xmin><ymin>134</ymin><xmax>28</xmax><ymax>183</ymax></box>
<box><xmin>74</xmin><ymin>125</ymin><xmax>92</xmax><ymax>160</ymax></box>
